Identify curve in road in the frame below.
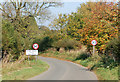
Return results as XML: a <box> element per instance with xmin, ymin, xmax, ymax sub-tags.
<box><xmin>28</xmin><ymin>56</ymin><xmax>98</xmax><ymax>80</ymax></box>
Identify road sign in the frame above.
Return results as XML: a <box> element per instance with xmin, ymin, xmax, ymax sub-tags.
<box><xmin>32</xmin><ymin>43</ymin><xmax>39</xmax><ymax>50</ymax></box>
<box><xmin>91</xmin><ymin>40</ymin><xmax>97</xmax><ymax>55</ymax></box>
<box><xmin>91</xmin><ymin>40</ymin><xmax>97</xmax><ymax>46</ymax></box>
<box><xmin>26</xmin><ymin>50</ymin><xmax>38</xmax><ymax>62</ymax></box>
<box><xmin>26</xmin><ymin>50</ymin><xmax>38</xmax><ymax>55</ymax></box>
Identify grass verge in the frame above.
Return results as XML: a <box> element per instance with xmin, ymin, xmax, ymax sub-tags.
<box><xmin>0</xmin><ymin>68</ymin><xmax>1</xmax><ymax>82</ymax></box>
<box><xmin>75</xmin><ymin>59</ymin><xmax>119</xmax><ymax>80</ymax></box>
<box><xmin>0</xmin><ymin>61</ymin><xmax>2</xmax><ymax>81</ymax></box>
<box><xmin>94</xmin><ymin>67</ymin><xmax>118</xmax><ymax>80</ymax></box>
<box><xmin>2</xmin><ymin>59</ymin><xmax>49</xmax><ymax>80</ymax></box>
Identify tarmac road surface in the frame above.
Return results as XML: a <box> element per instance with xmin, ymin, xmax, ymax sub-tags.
<box><xmin>28</xmin><ymin>56</ymin><xmax>98</xmax><ymax>80</ymax></box>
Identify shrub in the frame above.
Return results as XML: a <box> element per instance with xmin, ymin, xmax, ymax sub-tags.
<box><xmin>2</xmin><ymin>20</ymin><xmax>25</xmax><ymax>60</ymax></box>
<box><xmin>52</xmin><ymin>40</ymin><xmax>63</xmax><ymax>51</ymax></box>
<box><xmin>100</xmin><ymin>55</ymin><xmax>118</xmax><ymax>69</ymax></box>
<box><xmin>33</xmin><ymin>36</ymin><xmax>53</xmax><ymax>52</ymax></box>
<box><xmin>104</xmin><ymin>38</ymin><xmax>120</xmax><ymax>63</ymax></box>
<box><xmin>61</xmin><ymin>39</ymin><xmax>79</xmax><ymax>51</ymax></box>
<box><xmin>64</xmin><ymin>39</ymin><xmax>76</xmax><ymax>50</ymax></box>
<box><xmin>52</xmin><ymin>39</ymin><xmax>79</xmax><ymax>51</ymax></box>
<box><xmin>75</xmin><ymin>52</ymin><xmax>90</xmax><ymax>60</ymax></box>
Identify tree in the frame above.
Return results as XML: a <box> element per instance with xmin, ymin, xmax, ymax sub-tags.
<box><xmin>33</xmin><ymin>36</ymin><xmax>53</xmax><ymax>52</ymax></box>
<box><xmin>49</xmin><ymin>14</ymin><xmax>69</xmax><ymax>40</ymax></box>
<box><xmin>76</xmin><ymin>2</ymin><xmax>118</xmax><ymax>55</ymax></box>
<box><xmin>0</xmin><ymin>1</ymin><xmax>62</xmax><ymax>39</ymax></box>
<box><xmin>0</xmin><ymin>1</ymin><xmax>62</xmax><ymax>21</ymax></box>
<box><xmin>66</xmin><ymin>13</ymin><xmax>85</xmax><ymax>41</ymax></box>
<box><xmin>1</xmin><ymin>1</ymin><xmax>62</xmax><ymax>60</ymax></box>
<box><xmin>2</xmin><ymin>20</ymin><xmax>24</xmax><ymax>60</ymax></box>
<box><xmin>50</xmin><ymin>2</ymin><xmax>118</xmax><ymax>56</ymax></box>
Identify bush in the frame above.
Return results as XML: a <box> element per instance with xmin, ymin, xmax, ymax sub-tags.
<box><xmin>63</xmin><ymin>39</ymin><xmax>77</xmax><ymax>50</ymax></box>
<box><xmin>105</xmin><ymin>38</ymin><xmax>120</xmax><ymax>63</ymax></box>
<box><xmin>52</xmin><ymin>39</ymin><xmax>79</xmax><ymax>51</ymax></box>
<box><xmin>2</xmin><ymin>20</ymin><xmax>25</xmax><ymax>60</ymax></box>
<box><xmin>52</xmin><ymin>40</ymin><xmax>63</xmax><ymax>51</ymax></box>
<box><xmin>33</xmin><ymin>36</ymin><xmax>53</xmax><ymax>52</ymax></box>
<box><xmin>75</xmin><ymin>52</ymin><xmax>90</xmax><ymax>60</ymax></box>
<box><xmin>100</xmin><ymin>55</ymin><xmax>118</xmax><ymax>69</ymax></box>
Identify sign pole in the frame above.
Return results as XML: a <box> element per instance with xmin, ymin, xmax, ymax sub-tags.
<box><xmin>36</xmin><ymin>56</ymin><xmax>37</xmax><ymax>61</ymax></box>
<box><xmin>91</xmin><ymin>40</ymin><xmax>97</xmax><ymax>56</ymax></box>
<box><xmin>93</xmin><ymin>45</ymin><xmax>95</xmax><ymax>55</ymax></box>
<box><xmin>32</xmin><ymin>43</ymin><xmax>39</xmax><ymax>62</ymax></box>
<box><xmin>26</xmin><ymin>43</ymin><xmax>39</xmax><ymax>63</ymax></box>
<box><xmin>28</xmin><ymin>56</ymin><xmax>30</xmax><ymax>64</ymax></box>
<box><xmin>28</xmin><ymin>56</ymin><xmax>29</xmax><ymax>61</ymax></box>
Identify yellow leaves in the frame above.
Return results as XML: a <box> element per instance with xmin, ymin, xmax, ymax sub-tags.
<box><xmin>103</xmin><ymin>34</ymin><xmax>108</xmax><ymax>39</ymax></box>
<box><xmin>47</xmin><ymin>2</ymin><xmax>119</xmax><ymax>54</ymax></box>
<box><xmin>100</xmin><ymin>45</ymin><xmax>105</xmax><ymax>51</ymax></box>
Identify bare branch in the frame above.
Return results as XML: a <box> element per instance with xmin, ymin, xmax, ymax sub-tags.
<box><xmin>10</xmin><ymin>0</ymin><xmax>16</xmax><ymax>9</ymax></box>
<box><xmin>36</xmin><ymin>2</ymin><xmax>45</xmax><ymax>16</ymax></box>
<box><xmin>0</xmin><ymin>8</ymin><xmax>4</xmax><ymax>12</ymax></box>
<box><xmin>1</xmin><ymin>1</ymin><xmax>63</xmax><ymax>24</ymax></box>
<box><xmin>35</xmin><ymin>3</ymin><xmax>39</xmax><ymax>14</ymax></box>
<box><xmin>18</xmin><ymin>2</ymin><xmax>26</xmax><ymax>9</ymax></box>
<box><xmin>17</xmin><ymin>0</ymin><xmax>20</xmax><ymax>9</ymax></box>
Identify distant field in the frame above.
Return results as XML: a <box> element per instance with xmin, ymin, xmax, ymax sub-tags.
<box><xmin>2</xmin><ymin>59</ymin><xmax>49</xmax><ymax>80</ymax></box>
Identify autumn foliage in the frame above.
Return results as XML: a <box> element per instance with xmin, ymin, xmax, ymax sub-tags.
<box><xmin>50</xmin><ymin>2</ymin><xmax>119</xmax><ymax>55</ymax></box>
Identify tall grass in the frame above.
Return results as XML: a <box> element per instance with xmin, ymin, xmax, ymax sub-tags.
<box><xmin>2</xmin><ymin>54</ymin><xmax>49</xmax><ymax>80</ymax></box>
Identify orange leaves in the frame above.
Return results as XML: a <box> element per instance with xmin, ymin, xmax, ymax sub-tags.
<box><xmin>50</xmin><ymin>2</ymin><xmax>118</xmax><ymax>54</ymax></box>
<box><xmin>74</xmin><ymin>2</ymin><xmax>118</xmax><ymax>53</ymax></box>
<box><xmin>100</xmin><ymin>44</ymin><xmax>106</xmax><ymax>51</ymax></box>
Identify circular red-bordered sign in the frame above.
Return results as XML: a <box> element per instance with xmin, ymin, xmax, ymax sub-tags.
<box><xmin>32</xmin><ymin>43</ymin><xmax>39</xmax><ymax>50</ymax></box>
<box><xmin>91</xmin><ymin>40</ymin><xmax>97</xmax><ymax>46</ymax></box>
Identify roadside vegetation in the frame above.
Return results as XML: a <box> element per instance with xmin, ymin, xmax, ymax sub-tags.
<box><xmin>40</xmin><ymin>41</ymin><xmax>119</xmax><ymax>80</ymax></box>
<box><xmin>38</xmin><ymin>2</ymin><xmax>119</xmax><ymax>80</ymax></box>
<box><xmin>0</xmin><ymin>65</ymin><xmax>1</xmax><ymax>81</ymax></box>
<box><xmin>1</xmin><ymin>1</ymin><xmax>119</xmax><ymax>80</ymax></box>
<box><xmin>1</xmin><ymin>1</ymin><xmax>62</xmax><ymax>80</ymax></box>
<box><xmin>2</xmin><ymin>57</ymin><xmax>49</xmax><ymax>80</ymax></box>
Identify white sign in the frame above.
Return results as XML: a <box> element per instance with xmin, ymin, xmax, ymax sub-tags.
<box><xmin>26</xmin><ymin>50</ymin><xmax>38</xmax><ymax>55</ymax></box>
<box><xmin>91</xmin><ymin>40</ymin><xmax>97</xmax><ymax>46</ymax></box>
<box><xmin>32</xmin><ymin>43</ymin><xmax>39</xmax><ymax>50</ymax></box>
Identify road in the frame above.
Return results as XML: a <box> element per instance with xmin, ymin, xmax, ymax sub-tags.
<box><xmin>28</xmin><ymin>56</ymin><xmax>98</xmax><ymax>80</ymax></box>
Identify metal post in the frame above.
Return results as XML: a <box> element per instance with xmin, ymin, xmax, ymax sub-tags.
<box><xmin>28</xmin><ymin>56</ymin><xmax>30</xmax><ymax>64</ymax></box>
<box><xmin>28</xmin><ymin>56</ymin><xmax>29</xmax><ymax>61</ymax></box>
<box><xmin>93</xmin><ymin>45</ymin><xmax>95</xmax><ymax>55</ymax></box>
<box><xmin>36</xmin><ymin>56</ymin><xmax>37</xmax><ymax>61</ymax></box>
